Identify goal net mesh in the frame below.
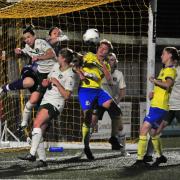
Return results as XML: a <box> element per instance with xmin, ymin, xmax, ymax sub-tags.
<box><xmin>0</xmin><ymin>0</ymin><xmax>149</xmax><ymax>147</ymax></box>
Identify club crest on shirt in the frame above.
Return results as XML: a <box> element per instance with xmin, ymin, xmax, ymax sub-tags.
<box><xmin>85</xmin><ymin>100</ymin><xmax>90</xmax><ymax>106</ymax></box>
<box><xmin>35</xmin><ymin>48</ymin><xmax>40</xmax><ymax>54</ymax></box>
<box><xmin>113</xmin><ymin>77</ymin><xmax>117</xmax><ymax>81</ymax></box>
<box><xmin>58</xmin><ymin>74</ymin><xmax>63</xmax><ymax>79</ymax></box>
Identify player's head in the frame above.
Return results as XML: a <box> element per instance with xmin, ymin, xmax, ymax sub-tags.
<box><xmin>58</xmin><ymin>48</ymin><xmax>74</xmax><ymax>64</ymax></box>
<box><xmin>161</xmin><ymin>47</ymin><xmax>179</xmax><ymax>65</ymax></box>
<box><xmin>23</xmin><ymin>24</ymin><xmax>35</xmax><ymax>36</ymax></box>
<box><xmin>97</xmin><ymin>39</ymin><xmax>113</xmax><ymax>59</ymax></box>
<box><xmin>49</xmin><ymin>27</ymin><xmax>62</xmax><ymax>38</ymax></box>
<box><xmin>108</xmin><ymin>53</ymin><xmax>118</xmax><ymax>69</ymax></box>
<box><xmin>23</xmin><ymin>25</ymin><xmax>36</xmax><ymax>47</ymax></box>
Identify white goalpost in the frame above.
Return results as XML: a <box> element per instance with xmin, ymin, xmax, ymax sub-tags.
<box><xmin>146</xmin><ymin>0</ymin><xmax>156</xmax><ymax>116</ymax></box>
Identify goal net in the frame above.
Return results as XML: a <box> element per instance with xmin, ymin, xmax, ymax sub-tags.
<box><xmin>0</xmin><ymin>0</ymin><xmax>149</xmax><ymax>149</ymax></box>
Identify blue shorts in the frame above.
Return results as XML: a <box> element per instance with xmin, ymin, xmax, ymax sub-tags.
<box><xmin>78</xmin><ymin>87</ymin><xmax>112</xmax><ymax>110</ymax></box>
<box><xmin>144</xmin><ymin>107</ymin><xmax>168</xmax><ymax>129</ymax></box>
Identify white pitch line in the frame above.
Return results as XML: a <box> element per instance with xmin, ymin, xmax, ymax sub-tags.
<box><xmin>0</xmin><ymin>151</ymin><xmax>126</xmax><ymax>164</ymax></box>
<box><xmin>0</xmin><ymin>159</ymin><xmax>23</xmax><ymax>163</ymax></box>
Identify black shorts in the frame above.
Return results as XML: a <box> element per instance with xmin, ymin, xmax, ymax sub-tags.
<box><xmin>21</xmin><ymin>66</ymin><xmax>49</xmax><ymax>94</ymax></box>
<box><xmin>36</xmin><ymin>71</ymin><xmax>49</xmax><ymax>94</ymax></box>
<box><xmin>164</xmin><ymin>110</ymin><xmax>180</xmax><ymax>125</ymax></box>
<box><xmin>21</xmin><ymin>65</ymin><xmax>39</xmax><ymax>93</ymax></box>
<box><xmin>39</xmin><ymin>103</ymin><xmax>60</xmax><ymax>120</ymax></box>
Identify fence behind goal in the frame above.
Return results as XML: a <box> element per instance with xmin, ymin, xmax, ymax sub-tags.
<box><xmin>0</xmin><ymin>0</ymin><xmax>149</xmax><ymax>148</ymax></box>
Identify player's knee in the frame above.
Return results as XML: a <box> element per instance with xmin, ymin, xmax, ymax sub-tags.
<box><xmin>140</xmin><ymin>122</ymin><xmax>151</xmax><ymax>135</ymax></box>
<box><xmin>30</xmin><ymin>92</ymin><xmax>40</xmax><ymax>104</ymax></box>
<box><xmin>150</xmin><ymin>129</ymin><xmax>156</xmax><ymax>137</ymax></box>
<box><xmin>102</xmin><ymin>99</ymin><xmax>112</xmax><ymax>109</ymax></box>
<box><xmin>23</xmin><ymin>77</ymin><xmax>35</xmax><ymax>88</ymax></box>
<box><xmin>151</xmin><ymin>134</ymin><xmax>160</xmax><ymax>139</ymax></box>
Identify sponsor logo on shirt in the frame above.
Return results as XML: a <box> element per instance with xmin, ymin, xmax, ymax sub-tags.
<box><xmin>113</xmin><ymin>77</ymin><xmax>117</xmax><ymax>81</ymax></box>
<box><xmin>35</xmin><ymin>48</ymin><xmax>40</xmax><ymax>54</ymax></box>
<box><xmin>59</xmin><ymin>74</ymin><xmax>63</xmax><ymax>79</ymax></box>
<box><xmin>85</xmin><ymin>100</ymin><xmax>90</xmax><ymax>106</ymax></box>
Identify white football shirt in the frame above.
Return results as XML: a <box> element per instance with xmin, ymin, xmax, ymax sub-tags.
<box><xmin>101</xmin><ymin>69</ymin><xmax>126</xmax><ymax>99</ymax></box>
<box><xmin>40</xmin><ymin>63</ymin><xmax>75</xmax><ymax>112</ymax></box>
<box><xmin>22</xmin><ymin>39</ymin><xmax>56</xmax><ymax>73</ymax></box>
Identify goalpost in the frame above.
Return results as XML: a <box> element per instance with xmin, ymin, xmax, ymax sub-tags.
<box><xmin>0</xmin><ymin>0</ymin><xmax>149</xmax><ymax>149</ymax></box>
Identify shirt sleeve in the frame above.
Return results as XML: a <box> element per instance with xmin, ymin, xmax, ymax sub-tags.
<box><xmin>164</xmin><ymin>68</ymin><xmax>176</xmax><ymax>80</ymax></box>
<box><xmin>118</xmin><ymin>71</ymin><xmax>126</xmax><ymax>89</ymax></box>
<box><xmin>22</xmin><ymin>45</ymin><xmax>33</xmax><ymax>57</ymax></box>
<box><xmin>40</xmin><ymin>39</ymin><xmax>53</xmax><ymax>52</ymax></box>
<box><xmin>47</xmin><ymin>63</ymin><xmax>58</xmax><ymax>78</ymax></box>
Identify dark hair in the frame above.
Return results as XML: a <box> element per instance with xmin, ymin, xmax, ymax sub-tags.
<box><xmin>164</xmin><ymin>47</ymin><xmax>179</xmax><ymax>61</ymax></box>
<box><xmin>23</xmin><ymin>24</ymin><xmax>35</xmax><ymax>36</ymax></box>
<box><xmin>58</xmin><ymin>48</ymin><xmax>74</xmax><ymax>64</ymax></box>
<box><xmin>49</xmin><ymin>27</ymin><xmax>61</xmax><ymax>36</ymax></box>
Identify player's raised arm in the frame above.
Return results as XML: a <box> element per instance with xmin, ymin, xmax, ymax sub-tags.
<box><xmin>32</xmin><ymin>48</ymin><xmax>55</xmax><ymax>62</ymax></box>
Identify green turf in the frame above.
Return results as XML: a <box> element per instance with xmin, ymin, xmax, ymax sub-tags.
<box><xmin>0</xmin><ymin>149</ymin><xmax>179</xmax><ymax>179</ymax></box>
<box><xmin>0</xmin><ymin>137</ymin><xmax>180</xmax><ymax>179</ymax></box>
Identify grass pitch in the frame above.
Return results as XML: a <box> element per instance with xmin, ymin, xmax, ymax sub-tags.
<box><xmin>0</xmin><ymin>137</ymin><xmax>180</xmax><ymax>179</ymax></box>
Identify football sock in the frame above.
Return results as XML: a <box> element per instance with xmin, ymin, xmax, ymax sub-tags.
<box><xmin>111</xmin><ymin>116</ymin><xmax>122</xmax><ymax>137</ymax></box>
<box><xmin>30</xmin><ymin>128</ymin><xmax>42</xmax><ymax>156</ymax></box>
<box><xmin>6</xmin><ymin>79</ymin><xmax>24</xmax><ymax>91</ymax></box>
<box><xmin>152</xmin><ymin>135</ymin><xmax>162</xmax><ymax>157</ymax></box>
<box><xmin>117</xmin><ymin>130</ymin><xmax>126</xmax><ymax>152</ymax></box>
<box><xmin>82</xmin><ymin>123</ymin><xmax>90</xmax><ymax>148</ymax></box>
<box><xmin>137</xmin><ymin>135</ymin><xmax>147</xmax><ymax>160</ymax></box>
<box><xmin>21</xmin><ymin>101</ymin><xmax>35</xmax><ymax>127</ymax></box>
<box><xmin>37</xmin><ymin>138</ymin><xmax>46</xmax><ymax>162</ymax></box>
